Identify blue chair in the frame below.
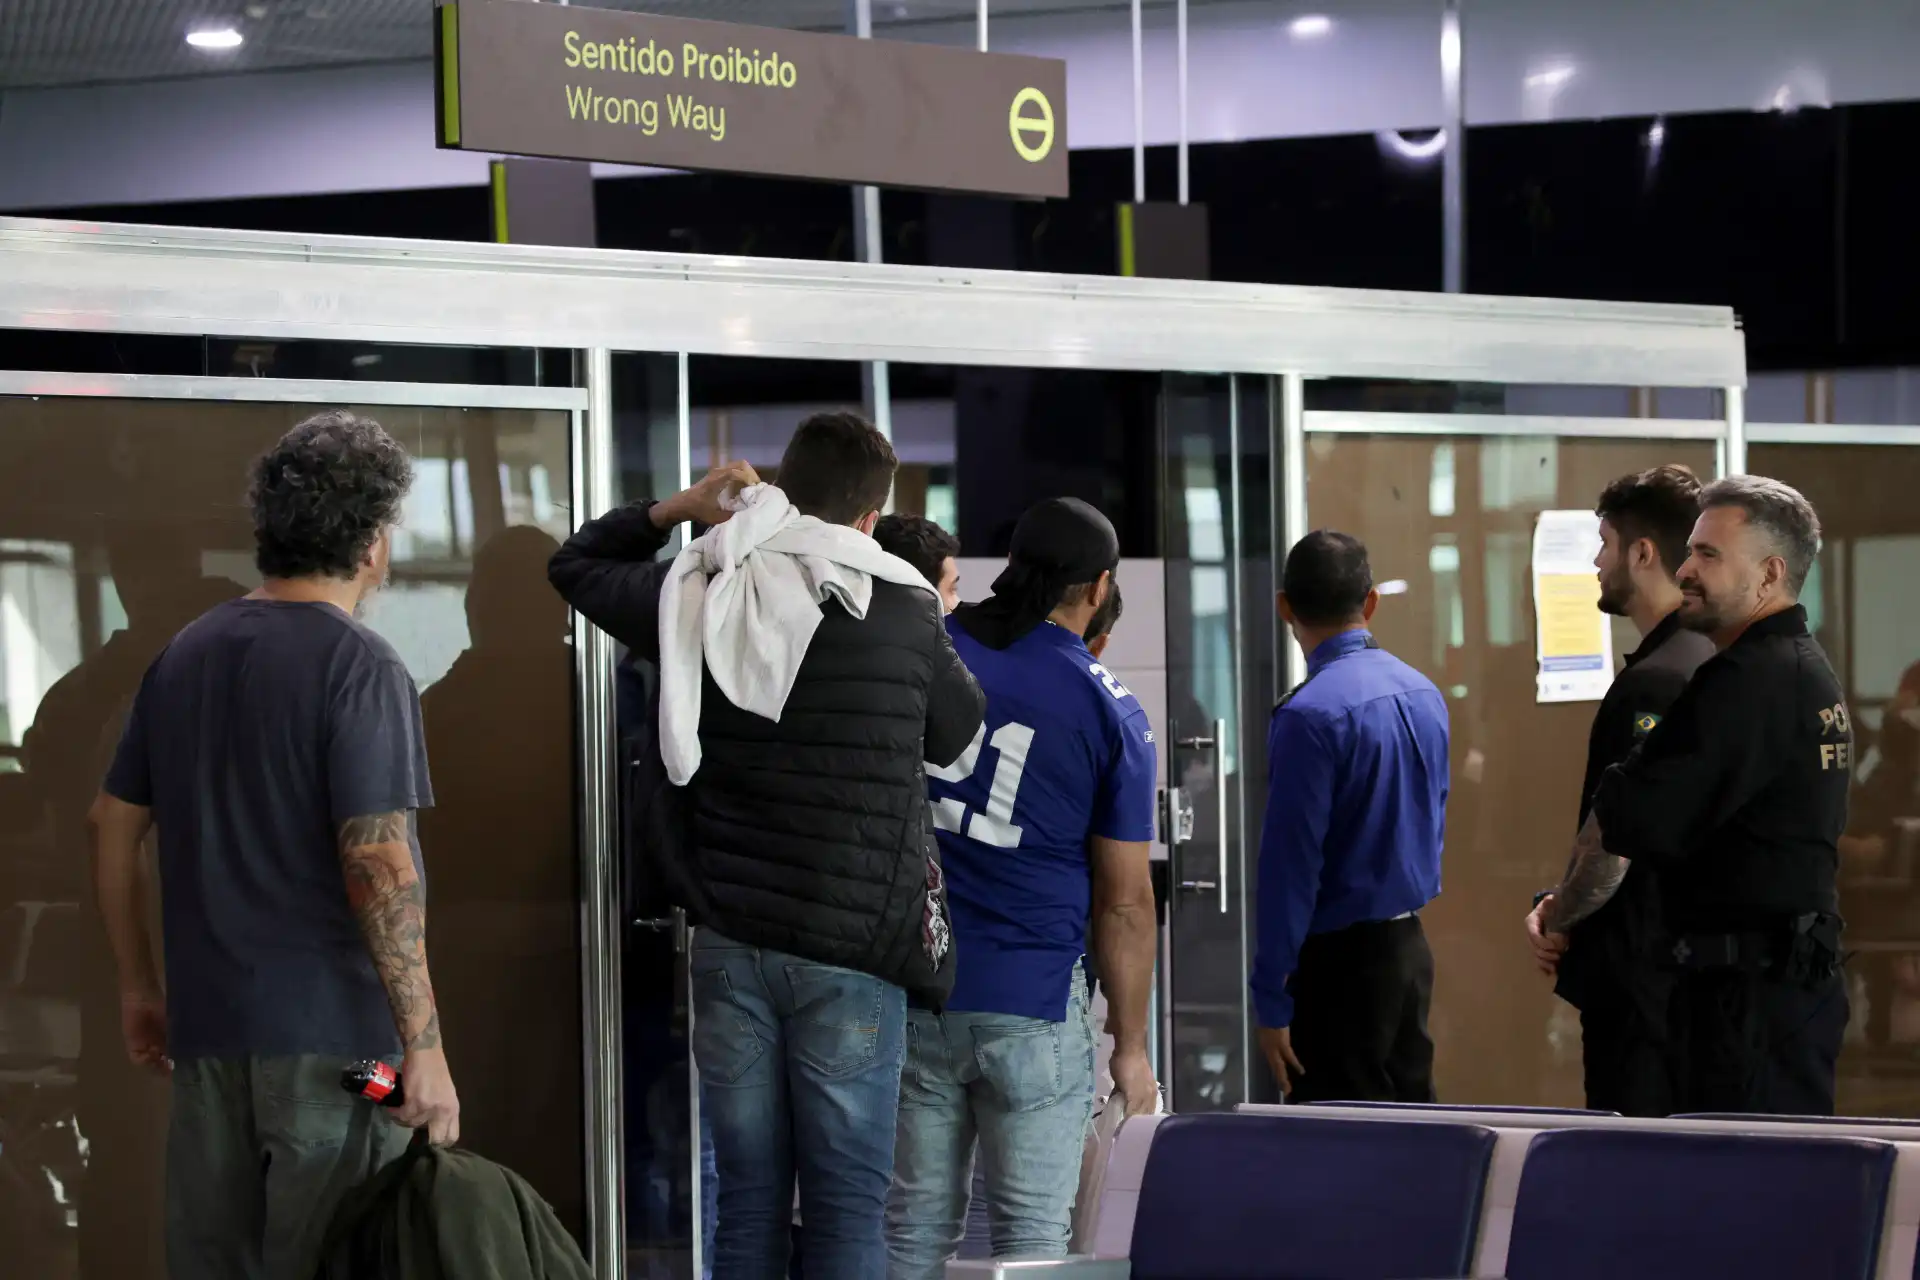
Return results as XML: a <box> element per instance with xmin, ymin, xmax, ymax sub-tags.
<box><xmin>1506</xmin><ymin>1128</ymin><xmax>1895</xmax><ymax>1280</ymax></box>
<box><xmin>1304</xmin><ymin>1100</ymin><xmax>1618</xmax><ymax>1117</ymax></box>
<box><xmin>1128</xmin><ymin>1112</ymin><xmax>1495</xmax><ymax>1280</ymax></box>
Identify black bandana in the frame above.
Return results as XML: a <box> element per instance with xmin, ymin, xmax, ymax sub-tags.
<box><xmin>953</xmin><ymin>497</ymin><xmax>1120</xmax><ymax>650</ymax></box>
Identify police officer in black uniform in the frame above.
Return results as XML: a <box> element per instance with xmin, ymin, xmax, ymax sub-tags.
<box><xmin>1527</xmin><ymin>465</ymin><xmax>1715</xmax><ymax>1116</ymax></box>
<box><xmin>1533</xmin><ymin>475</ymin><xmax>1851</xmax><ymax>1116</ymax></box>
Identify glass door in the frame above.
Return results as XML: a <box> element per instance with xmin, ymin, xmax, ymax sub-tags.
<box><xmin>1157</xmin><ymin>374</ymin><xmax>1275</xmax><ymax>1112</ymax></box>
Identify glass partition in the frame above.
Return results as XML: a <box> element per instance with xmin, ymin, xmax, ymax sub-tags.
<box><xmin>0</xmin><ymin>394</ymin><xmax>581</xmax><ymax>1277</ymax></box>
<box><xmin>1749</xmin><ymin>440</ymin><xmax>1920</xmax><ymax>1118</ymax></box>
<box><xmin>1305</xmin><ymin>432</ymin><xmax>1719</xmax><ymax>1106</ymax></box>
<box><xmin>1160</xmin><ymin>374</ymin><xmax>1278</xmax><ymax>1113</ymax></box>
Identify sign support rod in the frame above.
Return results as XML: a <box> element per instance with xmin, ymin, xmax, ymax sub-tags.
<box><xmin>978</xmin><ymin>0</ymin><xmax>989</xmax><ymax>51</ymax></box>
<box><xmin>1441</xmin><ymin>0</ymin><xmax>1465</xmax><ymax>293</ymax></box>
<box><xmin>1177</xmin><ymin>0</ymin><xmax>1189</xmax><ymax>205</ymax></box>
<box><xmin>847</xmin><ymin>0</ymin><xmax>893</xmax><ymax>452</ymax></box>
<box><xmin>1130</xmin><ymin>0</ymin><xmax>1146</xmax><ymax>204</ymax></box>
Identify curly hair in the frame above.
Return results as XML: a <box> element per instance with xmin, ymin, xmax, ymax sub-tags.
<box><xmin>248</xmin><ymin>410</ymin><xmax>413</xmax><ymax>581</ymax></box>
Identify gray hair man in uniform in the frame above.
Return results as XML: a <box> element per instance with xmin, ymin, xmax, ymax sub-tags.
<box><xmin>1527</xmin><ymin>464</ymin><xmax>1716</xmax><ymax>1116</ymax></box>
<box><xmin>1533</xmin><ymin>475</ymin><xmax>1851</xmax><ymax>1115</ymax></box>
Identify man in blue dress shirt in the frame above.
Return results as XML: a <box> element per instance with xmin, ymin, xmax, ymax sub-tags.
<box><xmin>1251</xmin><ymin>530</ymin><xmax>1450</xmax><ymax>1103</ymax></box>
<box><xmin>887</xmin><ymin>498</ymin><xmax>1160</xmax><ymax>1279</ymax></box>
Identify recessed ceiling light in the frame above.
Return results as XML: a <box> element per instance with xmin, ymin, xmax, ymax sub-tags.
<box><xmin>1378</xmin><ymin>129</ymin><xmax>1447</xmax><ymax>162</ymax></box>
<box><xmin>1288</xmin><ymin>14</ymin><xmax>1333</xmax><ymax>39</ymax></box>
<box><xmin>186</xmin><ymin>27</ymin><xmax>245</xmax><ymax>50</ymax></box>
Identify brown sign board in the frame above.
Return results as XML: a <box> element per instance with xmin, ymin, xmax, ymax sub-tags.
<box><xmin>435</xmin><ymin>1</ymin><xmax>1069</xmax><ymax>200</ymax></box>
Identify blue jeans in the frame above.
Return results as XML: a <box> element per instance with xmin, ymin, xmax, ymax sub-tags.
<box><xmin>885</xmin><ymin>965</ymin><xmax>1097</xmax><ymax>1280</ymax></box>
<box><xmin>691</xmin><ymin>930</ymin><xmax>907</xmax><ymax>1280</ymax></box>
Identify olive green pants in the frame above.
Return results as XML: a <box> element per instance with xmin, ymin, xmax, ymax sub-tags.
<box><xmin>166</xmin><ymin>1055</ymin><xmax>409</xmax><ymax>1280</ymax></box>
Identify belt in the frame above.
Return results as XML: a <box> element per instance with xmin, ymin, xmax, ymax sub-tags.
<box><xmin>1669</xmin><ymin>912</ymin><xmax>1842</xmax><ymax>980</ymax></box>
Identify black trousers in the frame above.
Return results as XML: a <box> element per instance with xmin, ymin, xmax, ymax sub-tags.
<box><xmin>1579</xmin><ymin>987</ymin><xmax>1673</xmax><ymax>1117</ymax></box>
<box><xmin>1288</xmin><ymin>916</ymin><xmax>1436</xmax><ymax>1104</ymax></box>
<box><xmin>1668</xmin><ymin>968</ymin><xmax>1849</xmax><ymax>1116</ymax></box>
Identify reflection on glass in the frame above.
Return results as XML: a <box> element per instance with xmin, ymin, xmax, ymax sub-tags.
<box><xmin>0</xmin><ymin>396</ymin><xmax>581</xmax><ymax>1280</ymax></box>
<box><xmin>1163</xmin><ymin>374</ymin><xmax>1263</xmax><ymax>1114</ymax></box>
<box><xmin>1752</xmin><ymin>443</ymin><xmax>1920</xmax><ymax>1117</ymax></box>
<box><xmin>1308</xmin><ymin>434</ymin><xmax>1717</xmax><ymax>1106</ymax></box>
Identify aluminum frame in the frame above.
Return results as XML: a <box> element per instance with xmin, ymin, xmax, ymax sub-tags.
<box><xmin>0</xmin><ymin>217</ymin><xmax>1745</xmax><ymax>388</ymax></box>
<box><xmin>1749</xmin><ymin>422</ymin><xmax>1920</xmax><ymax>447</ymax></box>
<box><xmin>0</xmin><ymin>368</ymin><xmax>587</xmax><ymax>410</ymax></box>
<box><xmin>1303</xmin><ymin>410</ymin><xmax>1729</xmax><ymax>440</ymax></box>
<box><xmin>576</xmin><ymin>349</ymin><xmax>624</xmax><ymax>1279</ymax></box>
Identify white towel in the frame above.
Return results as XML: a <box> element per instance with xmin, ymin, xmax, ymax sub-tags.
<box><xmin>657</xmin><ymin>483</ymin><xmax>936</xmax><ymax>786</ymax></box>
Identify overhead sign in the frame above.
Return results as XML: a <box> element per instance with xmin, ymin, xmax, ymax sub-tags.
<box><xmin>435</xmin><ymin>1</ymin><xmax>1069</xmax><ymax>200</ymax></box>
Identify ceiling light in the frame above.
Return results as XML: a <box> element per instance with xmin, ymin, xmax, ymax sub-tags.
<box><xmin>186</xmin><ymin>27</ymin><xmax>245</xmax><ymax>50</ymax></box>
<box><xmin>1288</xmin><ymin>14</ymin><xmax>1333</xmax><ymax>39</ymax></box>
<box><xmin>1378</xmin><ymin>129</ymin><xmax>1447</xmax><ymax>162</ymax></box>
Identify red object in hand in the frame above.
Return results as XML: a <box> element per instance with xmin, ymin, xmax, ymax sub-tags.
<box><xmin>341</xmin><ymin>1059</ymin><xmax>405</xmax><ymax>1108</ymax></box>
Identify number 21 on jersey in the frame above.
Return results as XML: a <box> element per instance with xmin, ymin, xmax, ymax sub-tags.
<box><xmin>929</xmin><ymin>721</ymin><xmax>1035</xmax><ymax>849</ymax></box>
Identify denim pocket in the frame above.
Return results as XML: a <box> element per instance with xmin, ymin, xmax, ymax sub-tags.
<box><xmin>786</xmin><ymin>963</ymin><xmax>886</xmax><ymax>1079</ymax></box>
<box><xmin>691</xmin><ymin>966</ymin><xmax>765</xmax><ymax>1086</ymax></box>
<box><xmin>973</xmin><ymin>1021</ymin><xmax>1065</xmax><ymax>1112</ymax></box>
<box><xmin>900</xmin><ymin>1013</ymin><xmax>950</xmax><ymax>1104</ymax></box>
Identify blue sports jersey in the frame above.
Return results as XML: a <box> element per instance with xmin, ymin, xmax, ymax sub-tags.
<box><xmin>933</xmin><ymin>616</ymin><xmax>1158</xmax><ymax>1021</ymax></box>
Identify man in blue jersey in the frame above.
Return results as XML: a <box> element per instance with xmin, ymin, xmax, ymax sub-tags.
<box><xmin>887</xmin><ymin>498</ymin><xmax>1160</xmax><ymax>1280</ymax></box>
<box><xmin>1252</xmin><ymin>530</ymin><xmax>1449</xmax><ymax>1104</ymax></box>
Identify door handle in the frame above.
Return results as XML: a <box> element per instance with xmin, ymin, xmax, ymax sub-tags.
<box><xmin>1166</xmin><ymin>719</ymin><xmax>1231</xmax><ymax>915</ymax></box>
<box><xmin>1210</xmin><ymin>717</ymin><xmax>1227</xmax><ymax>914</ymax></box>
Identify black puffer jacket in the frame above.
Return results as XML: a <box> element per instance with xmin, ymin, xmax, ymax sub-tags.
<box><xmin>550</xmin><ymin>501</ymin><xmax>984</xmax><ymax>1005</ymax></box>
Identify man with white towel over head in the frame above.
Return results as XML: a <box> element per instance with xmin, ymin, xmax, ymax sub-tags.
<box><xmin>549</xmin><ymin>411</ymin><xmax>985</xmax><ymax>1280</ymax></box>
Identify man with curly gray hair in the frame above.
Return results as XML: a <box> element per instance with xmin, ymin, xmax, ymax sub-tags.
<box><xmin>89</xmin><ymin>409</ymin><xmax>459</xmax><ymax>1277</ymax></box>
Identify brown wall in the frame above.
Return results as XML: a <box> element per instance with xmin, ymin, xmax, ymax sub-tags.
<box><xmin>0</xmin><ymin>398</ymin><xmax>583</xmax><ymax>1277</ymax></box>
<box><xmin>1751</xmin><ymin>443</ymin><xmax>1920</xmax><ymax>1117</ymax></box>
<box><xmin>1308</xmin><ymin>434</ymin><xmax>1719</xmax><ymax>1106</ymax></box>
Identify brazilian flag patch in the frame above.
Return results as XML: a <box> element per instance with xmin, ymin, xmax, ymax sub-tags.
<box><xmin>1633</xmin><ymin>712</ymin><xmax>1662</xmax><ymax>738</ymax></box>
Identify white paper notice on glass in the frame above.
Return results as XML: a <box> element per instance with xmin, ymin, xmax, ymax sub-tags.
<box><xmin>1532</xmin><ymin>509</ymin><xmax>1614</xmax><ymax>704</ymax></box>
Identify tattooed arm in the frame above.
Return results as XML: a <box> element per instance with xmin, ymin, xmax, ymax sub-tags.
<box><xmin>339</xmin><ymin>811</ymin><xmax>439</xmax><ymax>1050</ymax></box>
<box><xmin>339</xmin><ymin>811</ymin><xmax>459</xmax><ymax>1142</ymax></box>
<box><xmin>1540</xmin><ymin>811</ymin><xmax>1629</xmax><ymax>933</ymax></box>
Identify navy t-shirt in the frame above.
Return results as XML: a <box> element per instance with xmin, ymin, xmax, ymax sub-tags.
<box><xmin>932</xmin><ymin>618</ymin><xmax>1157</xmax><ymax>1021</ymax></box>
<box><xmin>104</xmin><ymin>598</ymin><xmax>433</xmax><ymax>1059</ymax></box>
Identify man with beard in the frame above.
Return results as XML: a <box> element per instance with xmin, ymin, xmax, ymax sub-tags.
<box><xmin>1531</xmin><ymin>476</ymin><xmax>1852</xmax><ymax>1115</ymax></box>
<box><xmin>1525</xmin><ymin>465</ymin><xmax>1714</xmax><ymax>1115</ymax></box>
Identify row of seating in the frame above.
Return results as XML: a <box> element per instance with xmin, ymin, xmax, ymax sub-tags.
<box><xmin>949</xmin><ymin>1102</ymin><xmax>1920</xmax><ymax>1279</ymax></box>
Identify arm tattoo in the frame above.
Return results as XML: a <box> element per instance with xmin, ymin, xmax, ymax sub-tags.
<box><xmin>1543</xmin><ymin>812</ymin><xmax>1629</xmax><ymax>933</ymax></box>
<box><xmin>339</xmin><ymin>811</ymin><xmax>440</xmax><ymax>1052</ymax></box>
